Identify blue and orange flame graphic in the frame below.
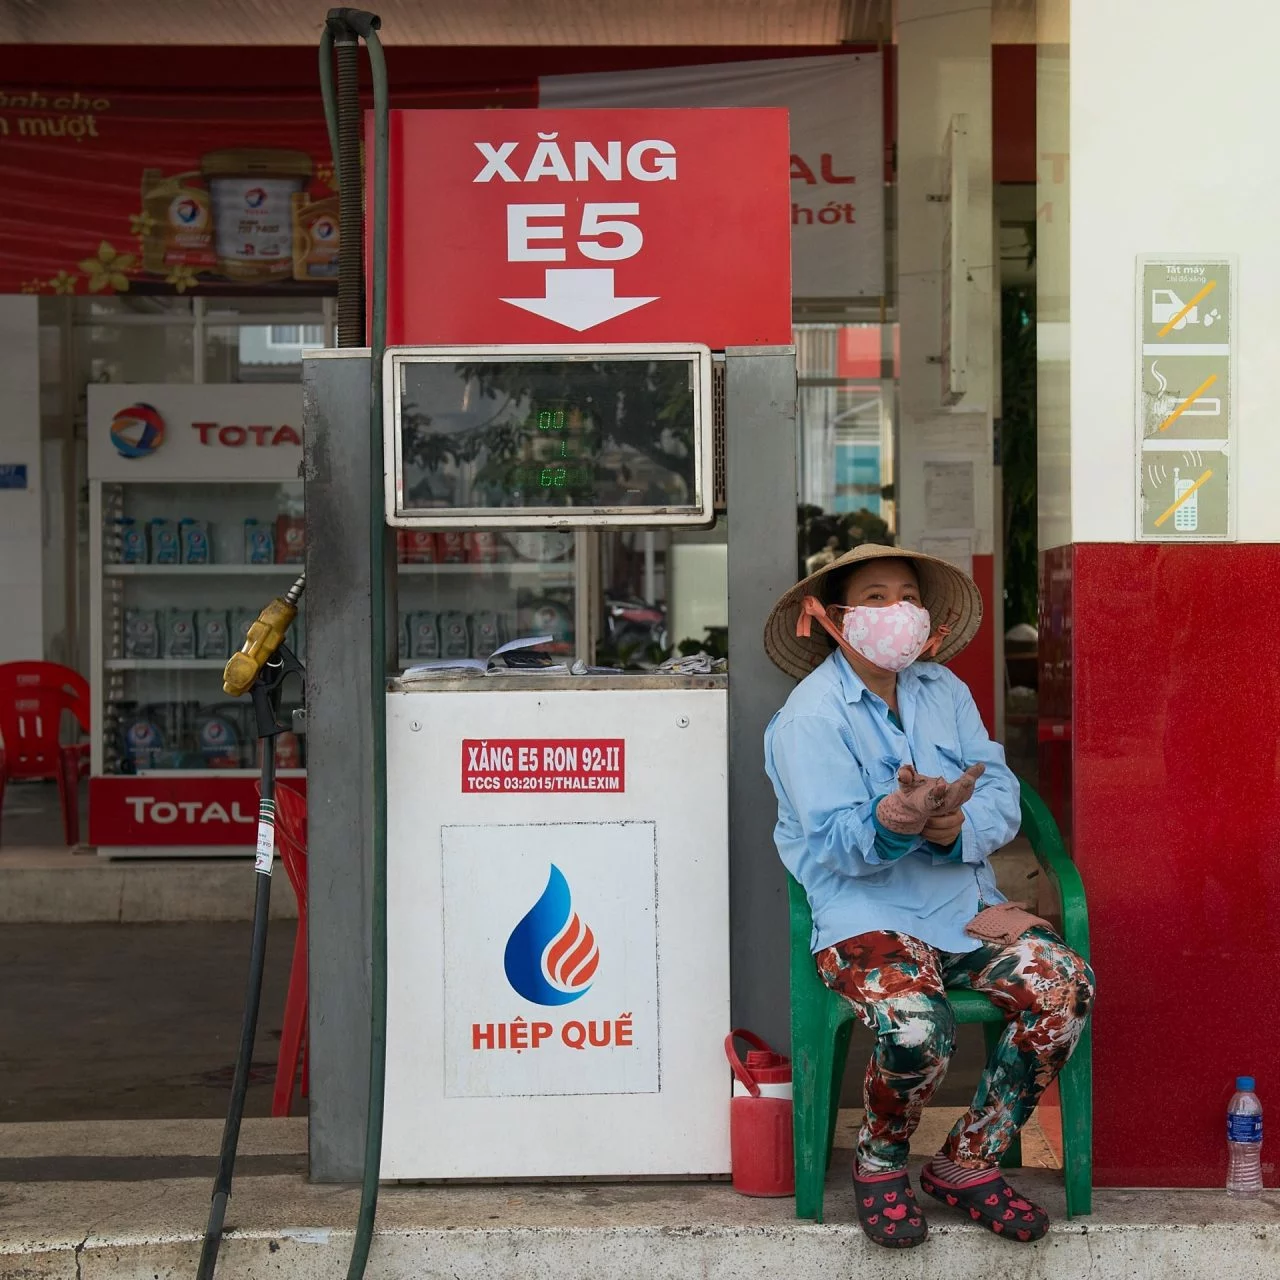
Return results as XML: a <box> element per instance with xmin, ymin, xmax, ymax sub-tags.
<box><xmin>503</xmin><ymin>865</ymin><xmax>600</xmax><ymax>1006</ymax></box>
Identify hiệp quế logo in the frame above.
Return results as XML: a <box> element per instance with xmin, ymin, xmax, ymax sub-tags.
<box><xmin>110</xmin><ymin>403</ymin><xmax>165</xmax><ymax>459</ymax></box>
<box><xmin>503</xmin><ymin>864</ymin><xmax>599</xmax><ymax>1006</ymax></box>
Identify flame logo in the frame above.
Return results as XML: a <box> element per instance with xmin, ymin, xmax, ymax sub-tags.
<box><xmin>503</xmin><ymin>865</ymin><xmax>599</xmax><ymax>1006</ymax></box>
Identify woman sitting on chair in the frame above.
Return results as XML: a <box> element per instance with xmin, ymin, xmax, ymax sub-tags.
<box><xmin>762</xmin><ymin>544</ymin><xmax>1094</xmax><ymax>1250</ymax></box>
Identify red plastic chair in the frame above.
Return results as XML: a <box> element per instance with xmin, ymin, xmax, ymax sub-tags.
<box><xmin>0</xmin><ymin>661</ymin><xmax>91</xmax><ymax>846</ymax></box>
<box><xmin>272</xmin><ymin>778</ymin><xmax>309</xmax><ymax>1117</ymax></box>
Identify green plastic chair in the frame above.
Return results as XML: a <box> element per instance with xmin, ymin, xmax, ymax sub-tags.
<box><xmin>788</xmin><ymin>777</ymin><xmax>1092</xmax><ymax>1222</ymax></box>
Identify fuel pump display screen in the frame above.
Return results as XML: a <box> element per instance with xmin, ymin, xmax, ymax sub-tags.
<box><xmin>384</xmin><ymin>345</ymin><xmax>714</xmax><ymax>528</ymax></box>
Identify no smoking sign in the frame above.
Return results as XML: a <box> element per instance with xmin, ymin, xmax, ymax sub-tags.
<box><xmin>379</xmin><ymin>109</ymin><xmax>792</xmax><ymax>347</ymax></box>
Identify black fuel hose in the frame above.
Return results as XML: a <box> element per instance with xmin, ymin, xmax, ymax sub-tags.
<box><xmin>195</xmin><ymin>669</ymin><xmax>288</xmax><ymax>1280</ymax></box>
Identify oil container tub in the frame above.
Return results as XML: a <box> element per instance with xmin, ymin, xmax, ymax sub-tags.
<box><xmin>201</xmin><ymin>148</ymin><xmax>312</xmax><ymax>282</ymax></box>
<box><xmin>292</xmin><ymin>194</ymin><xmax>341</xmax><ymax>282</ymax></box>
<box><xmin>139</xmin><ymin>169</ymin><xmax>214</xmax><ymax>276</ymax></box>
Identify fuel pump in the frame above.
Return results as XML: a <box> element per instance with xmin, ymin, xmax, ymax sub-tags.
<box><xmin>201</xmin><ymin>10</ymin><xmax>800</xmax><ymax>1277</ymax></box>
<box><xmin>299</xmin><ymin>19</ymin><xmax>798</xmax><ymax>1211</ymax></box>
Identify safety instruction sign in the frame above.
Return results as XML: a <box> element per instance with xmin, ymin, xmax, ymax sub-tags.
<box><xmin>1136</xmin><ymin>257</ymin><xmax>1235</xmax><ymax>540</ymax></box>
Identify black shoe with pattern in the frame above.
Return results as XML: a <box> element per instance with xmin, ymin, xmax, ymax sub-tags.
<box><xmin>919</xmin><ymin>1162</ymin><xmax>1050</xmax><ymax>1242</ymax></box>
<box><xmin>851</xmin><ymin>1169</ymin><xmax>929</xmax><ymax>1248</ymax></box>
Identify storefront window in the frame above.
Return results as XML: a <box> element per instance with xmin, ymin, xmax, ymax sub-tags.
<box><xmin>38</xmin><ymin>295</ymin><xmax>335</xmax><ymax>677</ymax></box>
<box><xmin>72</xmin><ymin>296</ymin><xmax>196</xmax><ymax>386</ymax></box>
<box><xmin>795</xmin><ymin>321</ymin><xmax>899</xmax><ymax>576</ymax></box>
<box><xmin>204</xmin><ymin>296</ymin><xmax>333</xmax><ymax>383</ymax></box>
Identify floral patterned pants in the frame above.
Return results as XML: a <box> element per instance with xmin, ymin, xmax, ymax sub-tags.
<box><xmin>815</xmin><ymin>928</ymin><xmax>1095</xmax><ymax>1173</ymax></box>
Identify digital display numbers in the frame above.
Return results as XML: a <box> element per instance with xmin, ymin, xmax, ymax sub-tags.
<box><xmin>387</xmin><ymin>347</ymin><xmax>713</xmax><ymax>528</ymax></box>
<box><xmin>507</xmin><ymin>409</ymin><xmax>593</xmax><ymax>491</ymax></box>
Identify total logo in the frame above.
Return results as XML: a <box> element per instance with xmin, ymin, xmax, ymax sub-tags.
<box><xmin>110</xmin><ymin>403</ymin><xmax>166</xmax><ymax>459</ymax></box>
<box><xmin>502</xmin><ymin>864</ymin><xmax>599</xmax><ymax>1006</ymax></box>
<box><xmin>313</xmin><ymin>216</ymin><xmax>337</xmax><ymax>242</ymax></box>
<box><xmin>244</xmin><ymin>187</ymin><xmax>268</xmax><ymax>209</ymax></box>
<box><xmin>173</xmin><ymin>197</ymin><xmax>204</xmax><ymax>227</ymax></box>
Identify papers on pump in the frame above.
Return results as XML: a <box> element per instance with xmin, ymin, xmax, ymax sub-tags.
<box><xmin>402</xmin><ymin>634</ymin><xmax>569</xmax><ymax>678</ymax></box>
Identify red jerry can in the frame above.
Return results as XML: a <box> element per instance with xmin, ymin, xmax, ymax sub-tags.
<box><xmin>725</xmin><ymin>1028</ymin><xmax>795</xmax><ymax>1197</ymax></box>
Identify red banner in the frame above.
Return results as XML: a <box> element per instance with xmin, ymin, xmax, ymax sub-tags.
<box><xmin>0</xmin><ymin>83</ymin><xmax>515</xmax><ymax>297</ymax></box>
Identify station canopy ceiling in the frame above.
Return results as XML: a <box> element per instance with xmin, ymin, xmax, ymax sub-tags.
<box><xmin>0</xmin><ymin>0</ymin><xmax>1036</xmax><ymax>45</ymax></box>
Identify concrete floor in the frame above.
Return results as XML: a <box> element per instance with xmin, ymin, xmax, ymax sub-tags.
<box><xmin>0</xmin><ymin>776</ymin><xmax>83</xmax><ymax>846</ymax></box>
<box><xmin>2</xmin><ymin>1135</ymin><xmax>1276</xmax><ymax>1280</ymax></box>
<box><xmin>0</xmin><ymin>921</ymin><xmax>297</xmax><ymax>1124</ymax></box>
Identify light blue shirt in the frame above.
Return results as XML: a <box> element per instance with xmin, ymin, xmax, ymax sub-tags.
<box><xmin>764</xmin><ymin>651</ymin><xmax>1021</xmax><ymax>954</ymax></box>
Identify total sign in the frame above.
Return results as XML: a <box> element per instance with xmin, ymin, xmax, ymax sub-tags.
<box><xmin>380</xmin><ymin>109</ymin><xmax>792</xmax><ymax>346</ymax></box>
<box><xmin>88</xmin><ymin>383</ymin><xmax>303</xmax><ymax>483</ymax></box>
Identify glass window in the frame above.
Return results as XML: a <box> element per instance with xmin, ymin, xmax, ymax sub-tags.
<box><xmin>389</xmin><ymin>351</ymin><xmax>711</xmax><ymax>526</ymax></box>
<box><xmin>795</xmin><ymin>322</ymin><xmax>898</xmax><ymax>576</ymax></box>
<box><xmin>267</xmin><ymin>324</ymin><xmax>325</xmax><ymax>346</ymax></box>
<box><xmin>204</xmin><ymin>299</ymin><xmax>331</xmax><ymax>383</ymax></box>
<box><xmin>72</xmin><ymin>296</ymin><xmax>196</xmax><ymax>386</ymax></box>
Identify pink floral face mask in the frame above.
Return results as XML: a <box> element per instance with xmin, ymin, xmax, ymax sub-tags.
<box><xmin>797</xmin><ymin>595</ymin><xmax>950</xmax><ymax>673</ymax></box>
<box><xmin>833</xmin><ymin>600</ymin><xmax>933</xmax><ymax>671</ymax></box>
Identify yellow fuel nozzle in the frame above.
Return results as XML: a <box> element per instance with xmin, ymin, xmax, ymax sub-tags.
<box><xmin>222</xmin><ymin>572</ymin><xmax>306</xmax><ymax>697</ymax></box>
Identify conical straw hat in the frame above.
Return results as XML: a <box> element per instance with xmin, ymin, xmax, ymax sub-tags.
<box><xmin>763</xmin><ymin>543</ymin><xmax>983</xmax><ymax>681</ymax></box>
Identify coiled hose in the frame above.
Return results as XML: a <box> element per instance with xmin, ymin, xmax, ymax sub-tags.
<box><xmin>332</xmin><ymin>27</ymin><xmax>365</xmax><ymax>346</ymax></box>
<box><xmin>319</xmin><ymin>10</ymin><xmax>390</xmax><ymax>1280</ymax></box>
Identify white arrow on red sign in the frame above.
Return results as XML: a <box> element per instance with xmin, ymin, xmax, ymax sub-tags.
<box><xmin>501</xmin><ymin>268</ymin><xmax>658</xmax><ymax>333</ymax></box>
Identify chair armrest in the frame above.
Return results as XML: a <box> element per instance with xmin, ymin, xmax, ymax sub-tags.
<box><xmin>1018</xmin><ymin>777</ymin><xmax>1091</xmax><ymax>964</ymax></box>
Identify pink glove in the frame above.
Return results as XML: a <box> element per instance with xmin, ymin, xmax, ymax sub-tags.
<box><xmin>875</xmin><ymin>762</ymin><xmax>986</xmax><ymax>835</ymax></box>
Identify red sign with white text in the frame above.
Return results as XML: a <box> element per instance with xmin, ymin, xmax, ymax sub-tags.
<box><xmin>461</xmin><ymin>739</ymin><xmax>625</xmax><ymax>794</ymax></box>
<box><xmin>380</xmin><ymin>109</ymin><xmax>792</xmax><ymax>347</ymax></box>
<box><xmin>90</xmin><ymin>775</ymin><xmax>304</xmax><ymax>846</ymax></box>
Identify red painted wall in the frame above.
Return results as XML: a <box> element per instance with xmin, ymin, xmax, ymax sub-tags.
<box><xmin>946</xmin><ymin>553</ymin><xmax>996</xmax><ymax>734</ymax></box>
<box><xmin>1043</xmin><ymin>542</ymin><xmax>1280</xmax><ymax>1187</ymax></box>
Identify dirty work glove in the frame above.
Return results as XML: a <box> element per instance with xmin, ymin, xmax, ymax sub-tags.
<box><xmin>875</xmin><ymin>763</ymin><xmax>986</xmax><ymax>835</ymax></box>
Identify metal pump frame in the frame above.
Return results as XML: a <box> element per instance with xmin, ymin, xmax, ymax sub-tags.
<box><xmin>302</xmin><ymin>346</ymin><xmax>799</xmax><ymax>1181</ymax></box>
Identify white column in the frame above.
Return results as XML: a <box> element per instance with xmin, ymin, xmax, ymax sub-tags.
<box><xmin>1036</xmin><ymin>0</ymin><xmax>1071</xmax><ymax>551</ymax></box>
<box><xmin>0</xmin><ymin>296</ymin><xmax>43</xmax><ymax>663</ymax></box>
<box><xmin>896</xmin><ymin>0</ymin><xmax>995</xmax><ymax>557</ymax></box>
<box><xmin>896</xmin><ymin>0</ymin><xmax>999</xmax><ymax>729</ymax></box>
<box><xmin>1069</xmin><ymin>0</ymin><xmax>1280</xmax><ymax>543</ymax></box>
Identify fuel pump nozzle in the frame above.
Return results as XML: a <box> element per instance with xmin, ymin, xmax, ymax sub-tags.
<box><xmin>222</xmin><ymin>571</ymin><xmax>307</xmax><ymax>698</ymax></box>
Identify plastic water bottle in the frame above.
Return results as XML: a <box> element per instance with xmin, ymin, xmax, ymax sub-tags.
<box><xmin>1226</xmin><ymin>1076</ymin><xmax>1263</xmax><ymax>1197</ymax></box>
